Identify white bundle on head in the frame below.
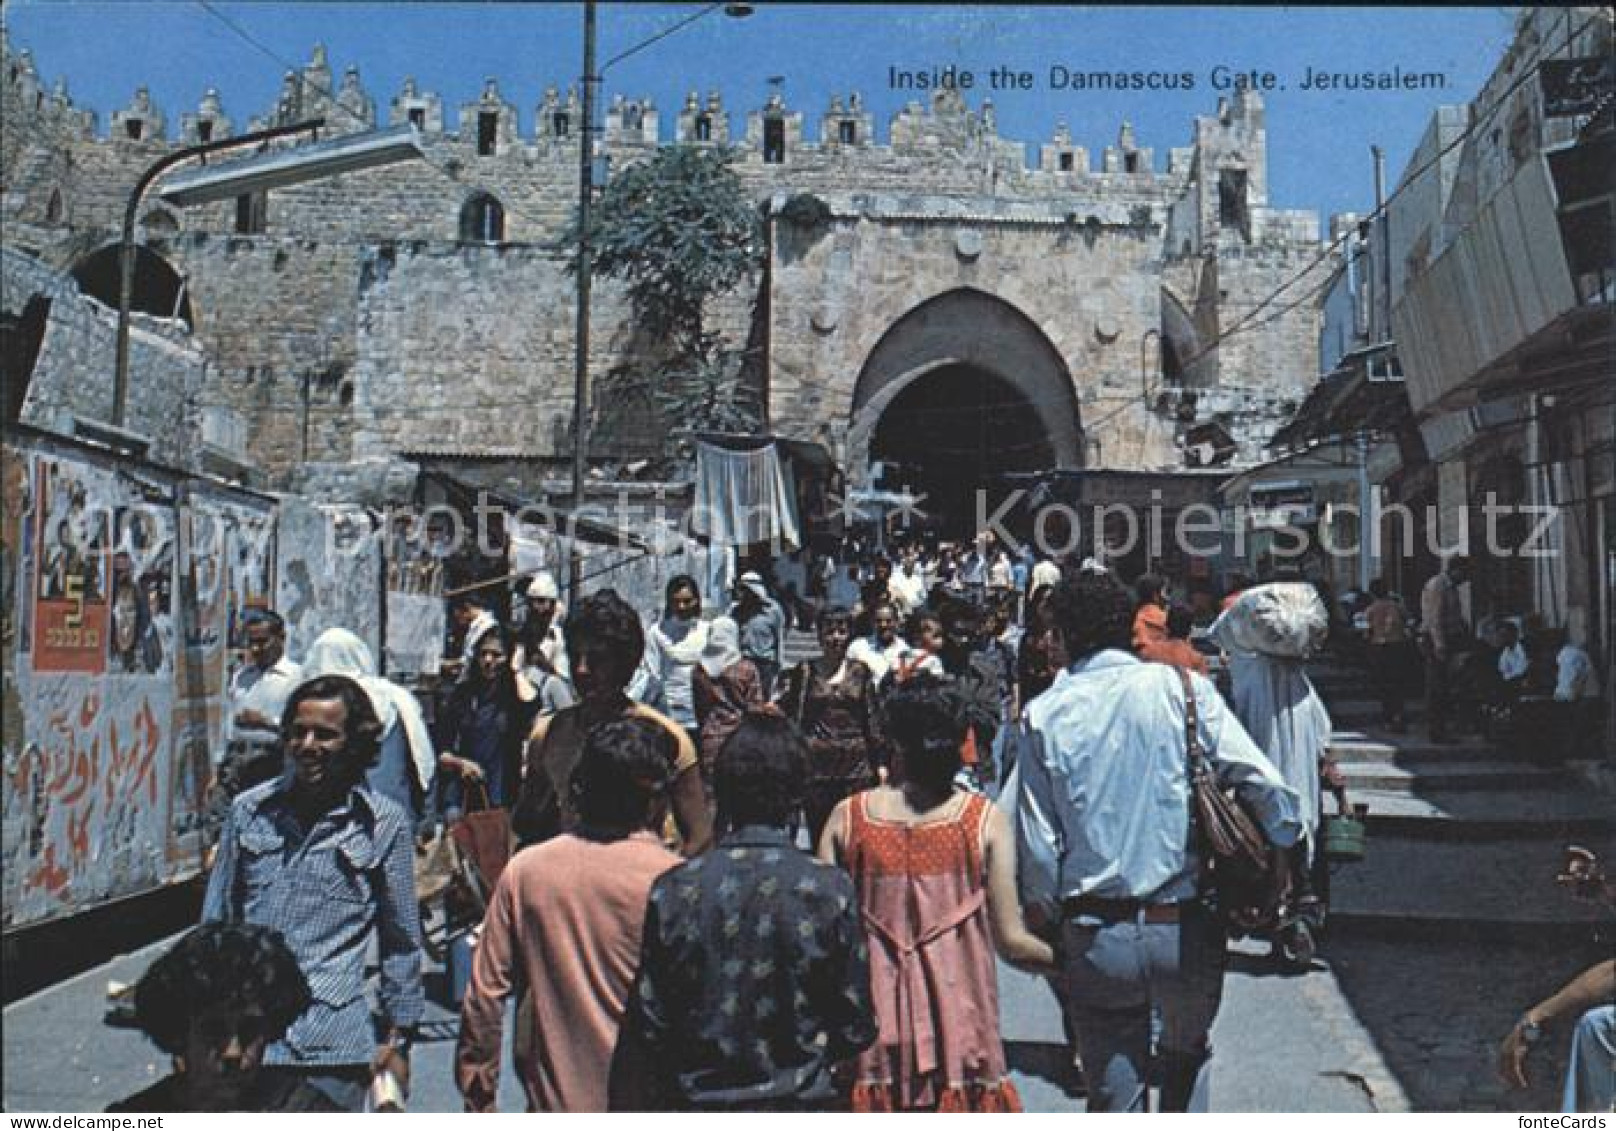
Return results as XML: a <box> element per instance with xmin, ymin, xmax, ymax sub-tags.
<box><xmin>1213</xmin><ymin>582</ymin><xmax>1328</xmax><ymax>659</ymax></box>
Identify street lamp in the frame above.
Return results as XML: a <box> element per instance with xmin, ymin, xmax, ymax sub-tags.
<box><xmin>113</xmin><ymin>121</ymin><xmax>426</xmax><ymax>428</ymax></box>
<box><xmin>568</xmin><ymin>0</ymin><xmax>753</xmax><ymax>597</ymax></box>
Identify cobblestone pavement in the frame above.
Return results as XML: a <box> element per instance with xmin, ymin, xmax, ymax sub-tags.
<box><xmin>1322</xmin><ymin>928</ymin><xmax>1609</xmax><ymax>1112</ymax></box>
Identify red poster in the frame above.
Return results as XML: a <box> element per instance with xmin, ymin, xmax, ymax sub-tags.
<box><xmin>32</xmin><ymin>461</ymin><xmax>110</xmax><ymax>674</ymax></box>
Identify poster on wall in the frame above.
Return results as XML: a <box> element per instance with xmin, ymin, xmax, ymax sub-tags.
<box><xmin>165</xmin><ymin>709</ymin><xmax>216</xmax><ymax>866</ymax></box>
<box><xmin>224</xmin><ymin>507</ymin><xmax>276</xmax><ymax>656</ymax></box>
<box><xmin>175</xmin><ymin>500</ymin><xmax>227</xmax><ymax>704</ymax></box>
<box><xmin>2</xmin><ymin>446</ymin><xmax>35</xmax><ymax>657</ymax></box>
<box><xmin>108</xmin><ymin>479</ymin><xmax>176</xmax><ymax>677</ymax></box>
<box><xmin>32</xmin><ymin>458</ymin><xmax>110</xmax><ymax>674</ymax></box>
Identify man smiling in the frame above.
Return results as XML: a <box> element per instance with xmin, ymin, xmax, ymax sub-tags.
<box><xmin>203</xmin><ymin>674</ymin><xmax>424</xmax><ymax>1111</ymax></box>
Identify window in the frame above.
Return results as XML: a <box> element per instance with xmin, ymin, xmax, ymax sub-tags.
<box><xmin>839</xmin><ymin>119</ymin><xmax>857</xmax><ymax>144</ymax></box>
<box><xmin>763</xmin><ymin>117</ymin><xmax>785</xmax><ymax>164</ymax></box>
<box><xmin>477</xmin><ymin>111</ymin><xmax>498</xmax><ymax>155</ymax></box>
<box><xmin>459</xmin><ymin>193</ymin><xmax>505</xmax><ymax>243</ymax></box>
<box><xmin>553</xmin><ymin>112</ymin><xmax>570</xmax><ymax>138</ymax></box>
<box><xmin>408</xmin><ymin>107</ymin><xmax>425</xmax><ymax>129</ymax></box>
<box><xmin>197</xmin><ymin>120</ymin><xmax>213</xmax><ymax>143</ymax></box>
<box><xmin>234</xmin><ymin>192</ymin><xmax>267</xmax><ymax>234</ymax></box>
<box><xmin>694</xmin><ymin>114</ymin><xmax>712</xmax><ymax>141</ymax></box>
<box><xmin>1218</xmin><ymin>168</ymin><xmax>1249</xmax><ymax>236</ymax></box>
<box><xmin>125</xmin><ymin>119</ymin><xmax>143</xmax><ymax>141</ymax></box>
<box><xmin>1058</xmin><ymin>152</ymin><xmax>1074</xmax><ymax>172</ymax></box>
<box><xmin>45</xmin><ymin>189</ymin><xmax>62</xmax><ymax>224</ymax></box>
<box><xmin>1124</xmin><ymin>152</ymin><xmax>1139</xmax><ymax>173</ymax></box>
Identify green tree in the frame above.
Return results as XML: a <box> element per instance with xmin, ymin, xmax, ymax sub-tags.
<box><xmin>569</xmin><ymin>145</ymin><xmax>763</xmax><ymax>438</ymax></box>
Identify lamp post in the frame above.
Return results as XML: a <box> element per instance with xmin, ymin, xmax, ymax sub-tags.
<box><xmin>113</xmin><ymin>118</ymin><xmax>324</xmax><ymax>427</ymax></box>
<box><xmin>567</xmin><ymin>0</ymin><xmax>754</xmax><ymax>599</ymax></box>
<box><xmin>116</xmin><ymin>120</ymin><xmax>427</xmax><ymax>428</ymax></box>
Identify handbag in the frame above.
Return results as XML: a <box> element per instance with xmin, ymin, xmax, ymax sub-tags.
<box><xmin>449</xmin><ymin>780</ymin><xmax>513</xmax><ymax>900</ymax></box>
<box><xmin>412</xmin><ymin>825</ymin><xmax>459</xmax><ymax>905</ymax></box>
<box><xmin>1176</xmin><ymin>666</ymin><xmax>1285</xmax><ymax>930</ymax></box>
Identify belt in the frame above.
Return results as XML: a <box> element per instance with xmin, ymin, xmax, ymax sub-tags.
<box><xmin>1062</xmin><ymin>895</ymin><xmax>1182</xmax><ymax>924</ymax></box>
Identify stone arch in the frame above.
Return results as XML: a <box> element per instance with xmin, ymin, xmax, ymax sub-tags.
<box><xmin>847</xmin><ymin>288</ymin><xmax>1080</xmax><ymax>532</ymax></box>
<box><xmin>458</xmin><ymin>191</ymin><xmax>505</xmax><ymax>243</ymax></box>
<box><xmin>69</xmin><ymin>243</ymin><xmax>194</xmax><ymax>329</ymax></box>
<box><xmin>849</xmin><ymin>287</ymin><xmax>1081</xmax><ymax>474</ymax></box>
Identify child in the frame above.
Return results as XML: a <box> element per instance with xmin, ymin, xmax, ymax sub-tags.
<box><xmin>818</xmin><ymin>677</ymin><xmax>1054</xmax><ymax>1112</ymax></box>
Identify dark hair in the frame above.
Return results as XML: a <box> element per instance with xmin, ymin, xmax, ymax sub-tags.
<box><xmin>938</xmin><ymin>596</ymin><xmax>980</xmax><ymax>635</ymax></box>
<box><xmin>281</xmin><ymin>674</ymin><xmax>384</xmax><ymax>774</ymax></box>
<box><xmin>1166</xmin><ymin>603</ymin><xmax>1194</xmax><ymax>640</ymax></box>
<box><xmin>466</xmin><ymin>622</ymin><xmax>522</xmax><ymax>701</ymax></box>
<box><xmin>883</xmin><ymin>675</ymin><xmax>964</xmax><ymax>790</ymax></box>
<box><xmin>819</xmin><ymin>604</ymin><xmax>853</xmax><ymax>633</ymax></box>
<box><xmin>564</xmin><ymin>589</ymin><xmax>645</xmax><ymax>681</ymax></box>
<box><xmin>664</xmin><ymin>574</ymin><xmax>700</xmax><ymax>608</ymax></box>
<box><xmin>1051</xmin><ymin>571</ymin><xmax>1135</xmax><ymax>661</ymax></box>
<box><xmin>1134</xmin><ymin>573</ymin><xmax>1166</xmax><ymax>606</ymax></box>
<box><xmin>241</xmin><ymin>608</ymin><xmax>285</xmax><ymax>635</ymax></box>
<box><xmin>905</xmin><ymin>607</ymin><xmax>942</xmax><ymax>642</ymax></box>
<box><xmin>133</xmin><ymin>924</ymin><xmax>311</xmax><ymax>1056</ymax></box>
<box><xmin>570</xmin><ymin>718</ymin><xmax>672</xmax><ymax>834</ymax></box>
<box><xmin>714</xmin><ymin>709</ymin><xmax>806</xmax><ymax>830</ymax></box>
<box><xmin>1368</xmin><ymin>578</ymin><xmax>1390</xmax><ymax>600</ymax></box>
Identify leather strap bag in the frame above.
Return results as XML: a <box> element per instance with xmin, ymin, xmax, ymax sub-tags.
<box><xmin>1177</xmin><ymin>667</ymin><xmax>1284</xmax><ymax>930</ymax></box>
<box><xmin>450</xmin><ymin>780</ymin><xmax>513</xmax><ymax>900</ymax></box>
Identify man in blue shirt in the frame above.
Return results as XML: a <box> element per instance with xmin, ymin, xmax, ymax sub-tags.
<box><xmin>1016</xmin><ymin>572</ymin><xmax>1301</xmax><ymax>1112</ymax></box>
<box><xmin>203</xmin><ymin>673</ymin><xmax>424</xmax><ymax>1111</ymax></box>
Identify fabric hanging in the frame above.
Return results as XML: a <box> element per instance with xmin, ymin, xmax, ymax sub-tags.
<box><xmin>693</xmin><ymin>440</ymin><xmax>801</xmax><ymax>550</ymax></box>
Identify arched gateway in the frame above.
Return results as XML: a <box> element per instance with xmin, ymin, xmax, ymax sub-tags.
<box><xmin>848</xmin><ymin>288</ymin><xmax>1082</xmax><ymax>535</ymax></box>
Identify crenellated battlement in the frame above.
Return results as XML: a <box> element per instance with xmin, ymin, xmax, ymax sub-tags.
<box><xmin>2</xmin><ymin>37</ymin><xmax>1277</xmax><ymax>188</ymax></box>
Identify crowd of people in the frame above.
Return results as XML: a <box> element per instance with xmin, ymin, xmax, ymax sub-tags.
<box><xmin>116</xmin><ymin>536</ymin><xmax>1607</xmax><ymax>1114</ymax></box>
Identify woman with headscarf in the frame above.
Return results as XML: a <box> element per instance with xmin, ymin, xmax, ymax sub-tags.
<box><xmin>299</xmin><ymin>626</ymin><xmax>436</xmax><ymax>823</ymax></box>
<box><xmin>435</xmin><ymin>622</ymin><xmax>540</xmax><ymax>816</ymax></box>
<box><xmin>690</xmin><ymin>615</ymin><xmax>765</xmax><ymax>791</ymax></box>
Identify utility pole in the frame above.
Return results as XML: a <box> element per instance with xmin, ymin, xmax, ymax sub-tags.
<box><xmin>568</xmin><ymin>0</ymin><xmax>599</xmax><ymax>602</ymax></box>
<box><xmin>1371</xmin><ymin>145</ymin><xmax>1391</xmax><ymax>342</ymax></box>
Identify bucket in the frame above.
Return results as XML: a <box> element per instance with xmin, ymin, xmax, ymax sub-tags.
<box><xmin>1322</xmin><ymin>802</ymin><xmax>1368</xmax><ymax>862</ymax></box>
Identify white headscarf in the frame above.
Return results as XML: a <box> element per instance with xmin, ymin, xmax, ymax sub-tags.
<box><xmin>300</xmin><ymin>628</ymin><xmax>436</xmax><ymax>791</ymax></box>
<box><xmin>698</xmin><ymin>615</ymin><xmax>743</xmax><ymax>679</ymax></box>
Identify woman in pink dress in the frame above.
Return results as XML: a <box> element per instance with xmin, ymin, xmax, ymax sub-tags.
<box><xmin>817</xmin><ymin>676</ymin><xmax>1055</xmax><ymax>1112</ymax></box>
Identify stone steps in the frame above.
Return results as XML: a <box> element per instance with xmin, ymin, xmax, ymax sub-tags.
<box><xmin>1325</xmin><ymin>835</ymin><xmax>1616</xmax><ymax>928</ymax></box>
<box><xmin>1335</xmin><ymin>760</ymin><xmax>1564</xmax><ymax>794</ymax></box>
<box><xmin>1350</xmin><ymin>787</ymin><xmax>1615</xmax><ymax>838</ymax></box>
<box><xmin>1329</xmin><ymin>731</ymin><xmax>1497</xmax><ymax>764</ymax></box>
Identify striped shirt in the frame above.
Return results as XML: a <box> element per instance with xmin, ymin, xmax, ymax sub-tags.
<box><xmin>202</xmin><ymin>775</ymin><xmax>424</xmax><ymax>1068</ymax></box>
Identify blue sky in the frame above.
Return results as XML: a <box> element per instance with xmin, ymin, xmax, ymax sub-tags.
<box><xmin>5</xmin><ymin>3</ymin><xmax>1516</xmax><ymax>221</ymax></box>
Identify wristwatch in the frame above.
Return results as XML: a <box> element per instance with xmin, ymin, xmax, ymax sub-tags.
<box><xmin>1517</xmin><ymin>1016</ymin><xmax>1544</xmax><ymax>1045</ymax></box>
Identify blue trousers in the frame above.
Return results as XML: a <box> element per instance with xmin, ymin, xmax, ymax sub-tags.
<box><xmin>1058</xmin><ymin>903</ymin><xmax>1227</xmax><ymax>1112</ymax></box>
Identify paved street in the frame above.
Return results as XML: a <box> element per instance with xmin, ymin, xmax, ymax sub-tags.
<box><xmin>4</xmin><ymin>648</ymin><xmax>1608</xmax><ymax>1113</ymax></box>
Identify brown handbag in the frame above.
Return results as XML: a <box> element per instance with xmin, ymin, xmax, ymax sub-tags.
<box><xmin>1176</xmin><ymin>666</ymin><xmax>1285</xmax><ymax>930</ymax></box>
<box><xmin>449</xmin><ymin>780</ymin><xmax>513</xmax><ymax>900</ymax></box>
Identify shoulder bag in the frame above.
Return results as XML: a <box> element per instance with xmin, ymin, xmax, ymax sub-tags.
<box><xmin>1176</xmin><ymin>666</ymin><xmax>1286</xmax><ymax>930</ymax></box>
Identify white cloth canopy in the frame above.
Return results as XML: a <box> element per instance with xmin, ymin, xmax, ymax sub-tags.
<box><xmin>693</xmin><ymin>440</ymin><xmax>800</xmax><ymax>549</ymax></box>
